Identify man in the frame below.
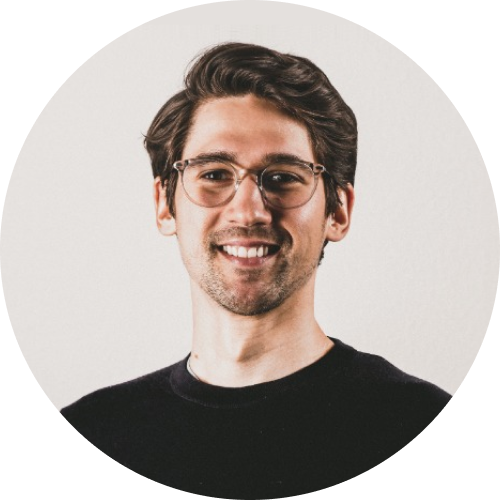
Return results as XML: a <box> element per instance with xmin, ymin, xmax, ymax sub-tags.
<box><xmin>62</xmin><ymin>43</ymin><xmax>451</xmax><ymax>498</ymax></box>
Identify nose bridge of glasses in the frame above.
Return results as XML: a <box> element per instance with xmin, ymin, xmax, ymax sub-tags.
<box><xmin>233</xmin><ymin>168</ymin><xmax>267</xmax><ymax>203</ymax></box>
<box><xmin>232</xmin><ymin>166</ymin><xmax>268</xmax><ymax>205</ymax></box>
<box><xmin>234</xmin><ymin>165</ymin><xmax>263</xmax><ymax>185</ymax></box>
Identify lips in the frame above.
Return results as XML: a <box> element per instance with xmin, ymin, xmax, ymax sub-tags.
<box><xmin>212</xmin><ymin>228</ymin><xmax>285</xmax><ymax>263</ymax></box>
<box><xmin>222</xmin><ymin>244</ymin><xmax>268</xmax><ymax>258</ymax></box>
<box><xmin>217</xmin><ymin>243</ymin><xmax>280</xmax><ymax>259</ymax></box>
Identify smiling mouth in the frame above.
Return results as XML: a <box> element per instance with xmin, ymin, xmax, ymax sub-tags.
<box><xmin>218</xmin><ymin>244</ymin><xmax>280</xmax><ymax>259</ymax></box>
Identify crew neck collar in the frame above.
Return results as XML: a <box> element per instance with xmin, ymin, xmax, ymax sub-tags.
<box><xmin>169</xmin><ymin>338</ymin><xmax>354</xmax><ymax>408</ymax></box>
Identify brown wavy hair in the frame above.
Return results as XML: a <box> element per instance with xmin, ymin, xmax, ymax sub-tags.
<box><xmin>144</xmin><ymin>42</ymin><xmax>357</xmax><ymax>217</ymax></box>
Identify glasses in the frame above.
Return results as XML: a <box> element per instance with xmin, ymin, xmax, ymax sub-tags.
<box><xmin>172</xmin><ymin>158</ymin><xmax>327</xmax><ymax>209</ymax></box>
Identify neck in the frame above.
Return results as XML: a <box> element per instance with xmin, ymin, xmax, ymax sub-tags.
<box><xmin>188</xmin><ymin>278</ymin><xmax>333</xmax><ymax>387</ymax></box>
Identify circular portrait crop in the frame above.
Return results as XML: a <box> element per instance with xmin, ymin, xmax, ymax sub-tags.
<box><xmin>1</xmin><ymin>1</ymin><xmax>499</xmax><ymax>499</ymax></box>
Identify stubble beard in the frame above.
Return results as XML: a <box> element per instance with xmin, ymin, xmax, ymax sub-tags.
<box><xmin>198</xmin><ymin>231</ymin><xmax>323</xmax><ymax>317</ymax></box>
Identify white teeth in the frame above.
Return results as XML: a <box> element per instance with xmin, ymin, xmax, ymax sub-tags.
<box><xmin>221</xmin><ymin>245</ymin><xmax>271</xmax><ymax>258</ymax></box>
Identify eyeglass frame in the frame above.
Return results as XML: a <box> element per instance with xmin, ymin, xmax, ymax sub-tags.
<box><xmin>171</xmin><ymin>157</ymin><xmax>328</xmax><ymax>210</ymax></box>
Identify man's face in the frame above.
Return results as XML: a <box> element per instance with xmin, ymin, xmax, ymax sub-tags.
<box><xmin>160</xmin><ymin>95</ymin><xmax>337</xmax><ymax>316</ymax></box>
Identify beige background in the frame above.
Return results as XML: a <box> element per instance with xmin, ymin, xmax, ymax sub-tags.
<box><xmin>1</xmin><ymin>1</ymin><xmax>498</xmax><ymax>410</ymax></box>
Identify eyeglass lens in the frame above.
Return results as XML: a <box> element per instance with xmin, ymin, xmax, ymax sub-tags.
<box><xmin>181</xmin><ymin>162</ymin><xmax>317</xmax><ymax>209</ymax></box>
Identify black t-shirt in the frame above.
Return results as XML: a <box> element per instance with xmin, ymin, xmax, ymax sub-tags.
<box><xmin>62</xmin><ymin>338</ymin><xmax>451</xmax><ymax>499</ymax></box>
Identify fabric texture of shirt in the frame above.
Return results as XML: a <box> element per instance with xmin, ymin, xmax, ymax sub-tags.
<box><xmin>61</xmin><ymin>338</ymin><xmax>451</xmax><ymax>499</ymax></box>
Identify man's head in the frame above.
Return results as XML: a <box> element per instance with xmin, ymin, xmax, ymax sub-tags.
<box><xmin>145</xmin><ymin>43</ymin><xmax>357</xmax><ymax>316</ymax></box>
<box><xmin>145</xmin><ymin>42</ymin><xmax>357</xmax><ymax>218</ymax></box>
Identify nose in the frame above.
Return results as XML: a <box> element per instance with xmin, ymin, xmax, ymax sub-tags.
<box><xmin>223</xmin><ymin>174</ymin><xmax>273</xmax><ymax>226</ymax></box>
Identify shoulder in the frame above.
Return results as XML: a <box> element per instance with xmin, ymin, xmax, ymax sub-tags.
<box><xmin>61</xmin><ymin>361</ymin><xmax>180</xmax><ymax>434</ymax></box>
<box><xmin>331</xmin><ymin>339</ymin><xmax>451</xmax><ymax>418</ymax></box>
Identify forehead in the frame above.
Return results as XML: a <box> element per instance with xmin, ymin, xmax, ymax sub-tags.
<box><xmin>182</xmin><ymin>95</ymin><xmax>314</xmax><ymax>164</ymax></box>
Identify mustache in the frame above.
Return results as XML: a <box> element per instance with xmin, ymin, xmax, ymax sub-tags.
<box><xmin>209</xmin><ymin>226</ymin><xmax>290</xmax><ymax>247</ymax></box>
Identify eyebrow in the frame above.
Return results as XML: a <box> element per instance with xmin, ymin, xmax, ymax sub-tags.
<box><xmin>189</xmin><ymin>151</ymin><xmax>312</xmax><ymax>166</ymax></box>
<box><xmin>190</xmin><ymin>151</ymin><xmax>237</xmax><ymax>163</ymax></box>
<box><xmin>262</xmin><ymin>153</ymin><xmax>312</xmax><ymax>165</ymax></box>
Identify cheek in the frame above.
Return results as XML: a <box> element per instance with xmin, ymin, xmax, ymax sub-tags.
<box><xmin>175</xmin><ymin>203</ymin><xmax>217</xmax><ymax>257</ymax></box>
<box><xmin>281</xmin><ymin>215</ymin><xmax>327</xmax><ymax>260</ymax></box>
<box><xmin>174</xmin><ymin>200</ymin><xmax>197</xmax><ymax>254</ymax></box>
<box><xmin>287</xmin><ymin>199</ymin><xmax>328</xmax><ymax>240</ymax></box>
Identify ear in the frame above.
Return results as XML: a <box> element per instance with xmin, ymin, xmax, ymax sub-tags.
<box><xmin>324</xmin><ymin>184</ymin><xmax>355</xmax><ymax>243</ymax></box>
<box><xmin>154</xmin><ymin>176</ymin><xmax>176</xmax><ymax>236</ymax></box>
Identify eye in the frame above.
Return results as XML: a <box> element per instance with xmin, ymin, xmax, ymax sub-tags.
<box><xmin>190</xmin><ymin>162</ymin><xmax>235</xmax><ymax>184</ymax></box>
<box><xmin>201</xmin><ymin>169</ymin><xmax>233</xmax><ymax>181</ymax></box>
<box><xmin>263</xmin><ymin>166</ymin><xmax>309</xmax><ymax>191</ymax></box>
<box><xmin>265</xmin><ymin>172</ymin><xmax>301</xmax><ymax>184</ymax></box>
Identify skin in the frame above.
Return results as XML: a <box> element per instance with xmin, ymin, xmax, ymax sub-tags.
<box><xmin>154</xmin><ymin>95</ymin><xmax>354</xmax><ymax>387</ymax></box>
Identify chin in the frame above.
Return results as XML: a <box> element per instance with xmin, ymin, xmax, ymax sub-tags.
<box><xmin>221</xmin><ymin>301</ymin><xmax>283</xmax><ymax>317</ymax></box>
<box><xmin>214</xmin><ymin>289</ymin><xmax>287</xmax><ymax>317</ymax></box>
